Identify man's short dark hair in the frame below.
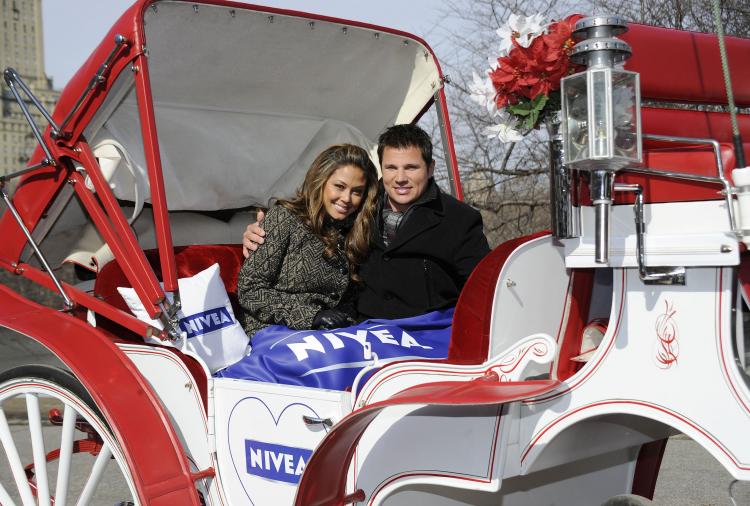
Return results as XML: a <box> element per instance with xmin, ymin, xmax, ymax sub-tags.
<box><xmin>377</xmin><ymin>124</ymin><xmax>433</xmax><ymax>166</ymax></box>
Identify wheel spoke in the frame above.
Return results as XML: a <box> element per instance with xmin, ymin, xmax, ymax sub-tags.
<box><xmin>0</xmin><ymin>402</ymin><xmax>36</xmax><ymax>506</ymax></box>
<box><xmin>54</xmin><ymin>403</ymin><xmax>77</xmax><ymax>506</ymax></box>
<box><xmin>26</xmin><ymin>393</ymin><xmax>51</xmax><ymax>506</ymax></box>
<box><xmin>75</xmin><ymin>443</ymin><xmax>112</xmax><ymax>506</ymax></box>
<box><xmin>0</xmin><ymin>479</ymin><xmax>18</xmax><ymax>506</ymax></box>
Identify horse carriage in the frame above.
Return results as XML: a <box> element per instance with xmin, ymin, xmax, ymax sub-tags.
<box><xmin>1</xmin><ymin>1</ymin><xmax>749</xmax><ymax>504</ymax></box>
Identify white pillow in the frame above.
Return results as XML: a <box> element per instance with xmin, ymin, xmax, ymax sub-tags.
<box><xmin>117</xmin><ymin>263</ymin><xmax>250</xmax><ymax>373</ymax></box>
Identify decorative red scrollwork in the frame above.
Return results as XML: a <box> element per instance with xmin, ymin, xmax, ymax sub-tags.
<box><xmin>491</xmin><ymin>341</ymin><xmax>550</xmax><ymax>382</ymax></box>
<box><xmin>654</xmin><ymin>300</ymin><xmax>679</xmax><ymax>369</ymax></box>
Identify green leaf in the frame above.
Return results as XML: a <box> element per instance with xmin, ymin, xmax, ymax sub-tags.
<box><xmin>525</xmin><ymin>94</ymin><xmax>550</xmax><ymax>129</ymax></box>
<box><xmin>507</xmin><ymin>97</ymin><xmax>534</xmax><ymax>116</ymax></box>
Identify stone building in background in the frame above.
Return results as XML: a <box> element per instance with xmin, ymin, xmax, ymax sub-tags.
<box><xmin>0</xmin><ymin>0</ymin><xmax>59</xmax><ymax>176</ymax></box>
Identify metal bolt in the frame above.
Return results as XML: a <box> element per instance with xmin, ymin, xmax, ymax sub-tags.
<box><xmin>506</xmin><ymin>279</ymin><xmax>517</xmax><ymax>288</ymax></box>
<box><xmin>721</xmin><ymin>244</ymin><xmax>733</xmax><ymax>253</ymax></box>
<box><xmin>193</xmin><ymin>4</ymin><xmax>199</xmax><ymax>13</ymax></box>
<box><xmin>402</xmin><ymin>40</ymin><xmax>409</xmax><ymax>46</ymax></box>
<box><xmin>373</xmin><ymin>32</ymin><xmax>380</xmax><ymax>39</ymax></box>
<box><xmin>130</xmin><ymin>63</ymin><xmax>139</xmax><ymax>73</ymax></box>
<box><xmin>229</xmin><ymin>9</ymin><xmax>235</xmax><ymax>18</ymax></box>
<box><xmin>342</xmin><ymin>26</ymin><xmax>348</xmax><ymax>34</ymax></box>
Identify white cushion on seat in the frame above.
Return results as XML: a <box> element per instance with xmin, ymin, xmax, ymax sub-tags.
<box><xmin>118</xmin><ymin>263</ymin><xmax>250</xmax><ymax>373</ymax></box>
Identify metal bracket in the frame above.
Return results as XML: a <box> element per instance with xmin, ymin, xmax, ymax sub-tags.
<box><xmin>302</xmin><ymin>416</ymin><xmax>333</xmax><ymax>428</ymax></box>
<box><xmin>614</xmin><ymin>183</ymin><xmax>686</xmax><ymax>285</ymax></box>
<box><xmin>53</xmin><ymin>35</ymin><xmax>130</xmax><ymax>140</ymax></box>
<box><xmin>158</xmin><ymin>296</ymin><xmax>183</xmax><ymax>341</ymax></box>
<box><xmin>3</xmin><ymin>68</ymin><xmax>58</xmax><ymax>168</ymax></box>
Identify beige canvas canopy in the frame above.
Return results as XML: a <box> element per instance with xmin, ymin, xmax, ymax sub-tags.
<box><xmin>86</xmin><ymin>0</ymin><xmax>443</xmax><ymax>211</ymax></box>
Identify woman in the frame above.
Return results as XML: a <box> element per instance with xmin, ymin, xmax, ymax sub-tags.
<box><xmin>237</xmin><ymin>144</ymin><xmax>379</xmax><ymax>339</ymax></box>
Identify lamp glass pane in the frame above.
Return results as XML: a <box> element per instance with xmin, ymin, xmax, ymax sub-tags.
<box><xmin>562</xmin><ymin>72</ymin><xmax>589</xmax><ymax>165</ymax></box>
<box><xmin>611</xmin><ymin>70</ymin><xmax>639</xmax><ymax>160</ymax></box>
<box><xmin>590</xmin><ymin>69</ymin><xmax>611</xmax><ymax>159</ymax></box>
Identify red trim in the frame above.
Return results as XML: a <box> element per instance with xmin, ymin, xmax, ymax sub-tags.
<box><xmin>520</xmin><ymin>399</ymin><xmax>750</xmax><ymax>470</ymax></box>
<box><xmin>133</xmin><ymin>52</ymin><xmax>178</xmax><ymax>293</ymax></box>
<box><xmin>449</xmin><ymin>231</ymin><xmax>551</xmax><ymax>363</ymax></box>
<box><xmin>360</xmin><ymin>341</ymin><xmax>552</xmax><ymax>406</ymax></box>
<box><xmin>0</xmin><ymin>285</ymin><xmax>201</xmax><ymax>504</ymax></box>
<box><xmin>716</xmin><ymin>268</ymin><xmax>750</xmax><ymax>415</ymax></box>
<box><xmin>554</xmin><ymin>270</ymin><xmax>595</xmax><ymax>381</ymax></box>
<box><xmin>295</xmin><ymin>379</ymin><xmax>559</xmax><ymax>506</ymax></box>
<box><xmin>631</xmin><ymin>439</ymin><xmax>668</xmax><ymax>499</ymax></box>
<box><xmin>527</xmin><ymin>269</ymin><xmax>627</xmax><ymax>404</ymax></box>
<box><xmin>120</xmin><ymin>345</ymin><xmax>208</xmax><ymax>415</ymax></box>
<box><xmin>436</xmin><ymin>87</ymin><xmax>463</xmax><ymax>200</ymax></box>
<box><xmin>365</xmin><ymin>405</ymin><xmax>503</xmax><ymax>504</ymax></box>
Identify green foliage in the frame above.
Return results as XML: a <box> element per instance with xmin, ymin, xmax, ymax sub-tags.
<box><xmin>507</xmin><ymin>93</ymin><xmax>549</xmax><ymax>130</ymax></box>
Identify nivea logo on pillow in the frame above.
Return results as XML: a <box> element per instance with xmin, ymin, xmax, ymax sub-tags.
<box><xmin>179</xmin><ymin>307</ymin><xmax>235</xmax><ymax>338</ymax></box>
<box><xmin>116</xmin><ymin>263</ymin><xmax>250</xmax><ymax>373</ymax></box>
<box><xmin>245</xmin><ymin>439</ymin><xmax>311</xmax><ymax>484</ymax></box>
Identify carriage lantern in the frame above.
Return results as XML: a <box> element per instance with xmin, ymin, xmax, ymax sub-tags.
<box><xmin>561</xmin><ymin>16</ymin><xmax>642</xmax><ymax>263</ymax></box>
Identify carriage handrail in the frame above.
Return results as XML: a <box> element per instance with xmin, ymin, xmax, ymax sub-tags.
<box><xmin>621</xmin><ymin>133</ymin><xmax>739</xmax><ymax>235</ymax></box>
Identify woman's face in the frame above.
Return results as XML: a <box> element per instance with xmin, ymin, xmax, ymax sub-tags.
<box><xmin>322</xmin><ymin>164</ymin><xmax>367</xmax><ymax>220</ymax></box>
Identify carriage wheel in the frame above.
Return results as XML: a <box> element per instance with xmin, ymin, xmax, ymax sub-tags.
<box><xmin>0</xmin><ymin>365</ymin><xmax>138</xmax><ymax>506</ymax></box>
<box><xmin>601</xmin><ymin>494</ymin><xmax>654</xmax><ymax>505</ymax></box>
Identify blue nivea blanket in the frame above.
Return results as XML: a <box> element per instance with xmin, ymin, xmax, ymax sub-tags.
<box><xmin>215</xmin><ymin>308</ymin><xmax>453</xmax><ymax>391</ymax></box>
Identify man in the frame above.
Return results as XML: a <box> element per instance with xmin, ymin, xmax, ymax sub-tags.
<box><xmin>243</xmin><ymin>124</ymin><xmax>490</xmax><ymax>320</ymax></box>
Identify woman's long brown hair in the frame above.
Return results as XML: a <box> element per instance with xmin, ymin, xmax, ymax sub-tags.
<box><xmin>277</xmin><ymin>144</ymin><xmax>379</xmax><ymax>283</ymax></box>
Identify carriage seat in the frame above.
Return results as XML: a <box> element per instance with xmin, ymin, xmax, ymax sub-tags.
<box><xmin>93</xmin><ymin>244</ymin><xmax>246</xmax><ymax>316</ymax></box>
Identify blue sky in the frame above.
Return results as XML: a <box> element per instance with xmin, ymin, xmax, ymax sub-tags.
<box><xmin>42</xmin><ymin>1</ymin><xmax>451</xmax><ymax>89</ymax></box>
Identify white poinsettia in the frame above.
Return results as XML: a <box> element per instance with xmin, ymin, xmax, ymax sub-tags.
<box><xmin>468</xmin><ymin>71</ymin><xmax>498</xmax><ymax>115</ymax></box>
<box><xmin>483</xmin><ymin>116</ymin><xmax>523</xmax><ymax>144</ymax></box>
<box><xmin>495</xmin><ymin>13</ymin><xmax>547</xmax><ymax>56</ymax></box>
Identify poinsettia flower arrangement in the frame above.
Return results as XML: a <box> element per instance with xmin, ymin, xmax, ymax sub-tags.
<box><xmin>470</xmin><ymin>13</ymin><xmax>584</xmax><ymax>143</ymax></box>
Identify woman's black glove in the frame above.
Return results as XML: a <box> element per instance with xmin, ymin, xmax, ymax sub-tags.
<box><xmin>312</xmin><ymin>309</ymin><xmax>353</xmax><ymax>330</ymax></box>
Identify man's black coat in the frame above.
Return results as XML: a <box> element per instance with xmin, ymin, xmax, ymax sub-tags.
<box><xmin>357</xmin><ymin>182</ymin><xmax>490</xmax><ymax>320</ymax></box>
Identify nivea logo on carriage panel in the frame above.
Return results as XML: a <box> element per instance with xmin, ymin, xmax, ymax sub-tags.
<box><xmin>245</xmin><ymin>439</ymin><xmax>312</xmax><ymax>484</ymax></box>
<box><xmin>179</xmin><ymin>307</ymin><xmax>235</xmax><ymax>338</ymax></box>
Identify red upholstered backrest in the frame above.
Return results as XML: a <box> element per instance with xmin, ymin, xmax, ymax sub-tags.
<box><xmin>616</xmin><ymin>26</ymin><xmax>750</xmax><ymax>202</ymax></box>
<box><xmin>623</xmin><ymin>24</ymin><xmax>750</xmax><ymax>106</ymax></box>
<box><xmin>449</xmin><ymin>231</ymin><xmax>551</xmax><ymax>364</ymax></box>
<box><xmin>94</xmin><ymin>244</ymin><xmax>246</xmax><ymax>313</ymax></box>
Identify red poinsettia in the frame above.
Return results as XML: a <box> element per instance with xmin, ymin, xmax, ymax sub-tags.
<box><xmin>490</xmin><ymin>14</ymin><xmax>582</xmax><ymax>107</ymax></box>
<box><xmin>486</xmin><ymin>14</ymin><xmax>584</xmax><ymax>131</ymax></box>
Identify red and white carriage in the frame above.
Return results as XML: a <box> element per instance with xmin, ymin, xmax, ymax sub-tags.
<box><xmin>1</xmin><ymin>1</ymin><xmax>749</xmax><ymax>505</ymax></box>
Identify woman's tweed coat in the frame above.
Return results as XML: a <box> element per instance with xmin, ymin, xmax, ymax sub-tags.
<box><xmin>237</xmin><ymin>205</ymin><xmax>355</xmax><ymax>338</ymax></box>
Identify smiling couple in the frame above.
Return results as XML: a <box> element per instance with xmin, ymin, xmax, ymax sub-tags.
<box><xmin>236</xmin><ymin>124</ymin><xmax>490</xmax><ymax>343</ymax></box>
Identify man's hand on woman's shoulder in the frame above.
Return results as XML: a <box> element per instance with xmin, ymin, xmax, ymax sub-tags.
<box><xmin>242</xmin><ymin>209</ymin><xmax>267</xmax><ymax>258</ymax></box>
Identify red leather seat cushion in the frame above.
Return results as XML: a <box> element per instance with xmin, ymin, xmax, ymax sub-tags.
<box><xmin>94</xmin><ymin>244</ymin><xmax>246</xmax><ymax>314</ymax></box>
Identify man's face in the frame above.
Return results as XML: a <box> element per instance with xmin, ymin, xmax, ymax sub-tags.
<box><xmin>381</xmin><ymin>145</ymin><xmax>434</xmax><ymax>212</ymax></box>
